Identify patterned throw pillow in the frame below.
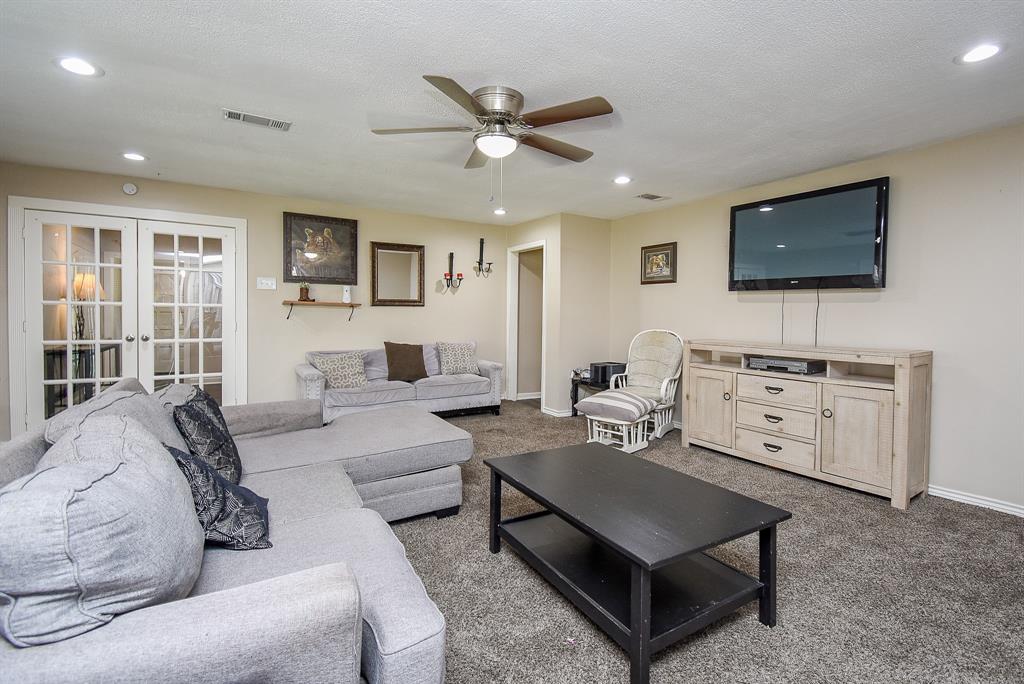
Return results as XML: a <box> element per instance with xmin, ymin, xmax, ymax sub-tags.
<box><xmin>173</xmin><ymin>388</ymin><xmax>243</xmax><ymax>484</ymax></box>
<box><xmin>310</xmin><ymin>351</ymin><xmax>367</xmax><ymax>389</ymax></box>
<box><xmin>167</xmin><ymin>446</ymin><xmax>271</xmax><ymax>551</ymax></box>
<box><xmin>436</xmin><ymin>341</ymin><xmax>479</xmax><ymax>375</ymax></box>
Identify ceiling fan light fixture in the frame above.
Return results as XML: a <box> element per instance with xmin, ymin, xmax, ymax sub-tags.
<box><xmin>474</xmin><ymin>124</ymin><xmax>518</xmax><ymax>159</ymax></box>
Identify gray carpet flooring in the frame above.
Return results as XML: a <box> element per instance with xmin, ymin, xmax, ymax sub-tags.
<box><xmin>391</xmin><ymin>400</ymin><xmax>1024</xmax><ymax>683</ymax></box>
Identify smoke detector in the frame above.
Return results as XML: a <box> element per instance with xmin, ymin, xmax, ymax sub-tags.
<box><xmin>222</xmin><ymin>108</ymin><xmax>292</xmax><ymax>131</ymax></box>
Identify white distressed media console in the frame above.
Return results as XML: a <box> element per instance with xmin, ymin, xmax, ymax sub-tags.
<box><xmin>683</xmin><ymin>340</ymin><xmax>932</xmax><ymax>509</ymax></box>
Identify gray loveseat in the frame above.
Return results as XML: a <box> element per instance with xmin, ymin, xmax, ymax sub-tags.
<box><xmin>296</xmin><ymin>345</ymin><xmax>503</xmax><ymax>424</ymax></box>
<box><xmin>0</xmin><ymin>379</ymin><xmax>472</xmax><ymax>683</ymax></box>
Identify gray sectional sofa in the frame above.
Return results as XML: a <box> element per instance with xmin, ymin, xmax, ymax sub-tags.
<box><xmin>0</xmin><ymin>379</ymin><xmax>473</xmax><ymax>683</ymax></box>
<box><xmin>296</xmin><ymin>345</ymin><xmax>503</xmax><ymax>423</ymax></box>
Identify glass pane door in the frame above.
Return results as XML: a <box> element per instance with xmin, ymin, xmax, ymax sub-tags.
<box><xmin>138</xmin><ymin>220</ymin><xmax>235</xmax><ymax>405</ymax></box>
<box><xmin>24</xmin><ymin>211</ymin><xmax>138</xmax><ymax>423</ymax></box>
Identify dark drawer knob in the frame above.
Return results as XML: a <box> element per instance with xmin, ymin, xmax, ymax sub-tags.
<box><xmin>764</xmin><ymin>414</ymin><xmax>783</xmax><ymax>424</ymax></box>
<box><xmin>723</xmin><ymin>392</ymin><xmax>731</xmax><ymax>401</ymax></box>
<box><xmin>763</xmin><ymin>442</ymin><xmax>783</xmax><ymax>453</ymax></box>
<box><xmin>822</xmin><ymin>408</ymin><xmax>833</xmax><ymax>418</ymax></box>
<box><xmin>765</xmin><ymin>386</ymin><xmax>784</xmax><ymax>394</ymax></box>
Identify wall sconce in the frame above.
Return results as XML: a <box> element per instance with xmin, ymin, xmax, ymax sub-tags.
<box><xmin>443</xmin><ymin>252</ymin><xmax>463</xmax><ymax>289</ymax></box>
<box><xmin>476</xmin><ymin>237</ymin><xmax>493</xmax><ymax>276</ymax></box>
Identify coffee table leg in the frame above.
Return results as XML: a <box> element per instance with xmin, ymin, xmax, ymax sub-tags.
<box><xmin>759</xmin><ymin>525</ymin><xmax>777</xmax><ymax>627</ymax></box>
<box><xmin>489</xmin><ymin>470</ymin><xmax>501</xmax><ymax>553</ymax></box>
<box><xmin>629</xmin><ymin>564</ymin><xmax>651</xmax><ymax>684</ymax></box>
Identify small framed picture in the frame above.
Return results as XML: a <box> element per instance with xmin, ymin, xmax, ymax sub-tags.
<box><xmin>640</xmin><ymin>242</ymin><xmax>677</xmax><ymax>284</ymax></box>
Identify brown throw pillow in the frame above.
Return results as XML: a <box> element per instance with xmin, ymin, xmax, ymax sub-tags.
<box><xmin>384</xmin><ymin>342</ymin><xmax>428</xmax><ymax>382</ymax></box>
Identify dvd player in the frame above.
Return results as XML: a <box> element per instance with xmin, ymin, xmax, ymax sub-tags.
<box><xmin>747</xmin><ymin>356</ymin><xmax>826</xmax><ymax>375</ymax></box>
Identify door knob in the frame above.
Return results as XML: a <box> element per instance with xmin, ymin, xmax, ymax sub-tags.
<box><xmin>125</xmin><ymin>335</ymin><xmax>135</xmax><ymax>342</ymax></box>
<box><xmin>141</xmin><ymin>334</ymin><xmax>151</xmax><ymax>342</ymax></box>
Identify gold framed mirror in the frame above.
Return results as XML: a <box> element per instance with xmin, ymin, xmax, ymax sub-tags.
<box><xmin>371</xmin><ymin>242</ymin><xmax>425</xmax><ymax>306</ymax></box>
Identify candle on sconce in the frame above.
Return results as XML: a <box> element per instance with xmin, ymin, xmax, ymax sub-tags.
<box><xmin>456</xmin><ymin>273</ymin><xmax>463</xmax><ymax>279</ymax></box>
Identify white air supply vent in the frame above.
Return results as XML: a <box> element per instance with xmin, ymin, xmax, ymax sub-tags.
<box><xmin>222</xmin><ymin>108</ymin><xmax>292</xmax><ymax>131</ymax></box>
<box><xmin>636</xmin><ymin>193</ymin><xmax>669</xmax><ymax>201</ymax></box>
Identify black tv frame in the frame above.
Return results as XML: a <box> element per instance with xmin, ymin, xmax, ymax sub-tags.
<box><xmin>728</xmin><ymin>176</ymin><xmax>890</xmax><ymax>291</ymax></box>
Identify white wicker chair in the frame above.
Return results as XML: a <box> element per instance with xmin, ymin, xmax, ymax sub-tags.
<box><xmin>582</xmin><ymin>329</ymin><xmax>683</xmax><ymax>453</ymax></box>
<box><xmin>611</xmin><ymin>329</ymin><xmax>684</xmax><ymax>440</ymax></box>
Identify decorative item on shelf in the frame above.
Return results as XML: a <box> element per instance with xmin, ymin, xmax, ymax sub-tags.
<box><xmin>442</xmin><ymin>252</ymin><xmax>463</xmax><ymax>289</ymax></box>
<box><xmin>475</xmin><ymin>237</ymin><xmax>493</xmax><ymax>276</ymax></box>
<box><xmin>640</xmin><ymin>241</ymin><xmax>678</xmax><ymax>285</ymax></box>
<box><xmin>342</xmin><ymin>285</ymin><xmax>352</xmax><ymax>304</ymax></box>
<box><xmin>297</xmin><ymin>281</ymin><xmax>314</xmax><ymax>302</ymax></box>
<box><xmin>283</xmin><ymin>212</ymin><xmax>357</xmax><ymax>285</ymax></box>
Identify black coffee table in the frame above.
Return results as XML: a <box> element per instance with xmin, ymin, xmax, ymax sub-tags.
<box><xmin>485</xmin><ymin>443</ymin><xmax>792</xmax><ymax>684</ymax></box>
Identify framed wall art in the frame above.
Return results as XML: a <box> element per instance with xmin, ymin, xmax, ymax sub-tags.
<box><xmin>640</xmin><ymin>241</ymin><xmax>677</xmax><ymax>284</ymax></box>
<box><xmin>283</xmin><ymin>212</ymin><xmax>357</xmax><ymax>285</ymax></box>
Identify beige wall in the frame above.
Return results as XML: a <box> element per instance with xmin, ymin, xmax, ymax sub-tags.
<box><xmin>1</xmin><ymin>162</ymin><xmax>506</xmax><ymax>438</ymax></box>
<box><xmin>516</xmin><ymin>249</ymin><xmax>543</xmax><ymax>395</ymax></box>
<box><xmin>609</xmin><ymin>123</ymin><xmax>1024</xmax><ymax>507</ymax></box>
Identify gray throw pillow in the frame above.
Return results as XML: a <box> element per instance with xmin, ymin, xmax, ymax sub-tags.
<box><xmin>422</xmin><ymin>343</ymin><xmax>441</xmax><ymax>376</ymax></box>
<box><xmin>362</xmin><ymin>348</ymin><xmax>389</xmax><ymax>382</ymax></box>
<box><xmin>0</xmin><ymin>415</ymin><xmax>204</xmax><ymax>647</ymax></box>
<box><xmin>310</xmin><ymin>351</ymin><xmax>367</xmax><ymax>389</ymax></box>
<box><xmin>436</xmin><ymin>341</ymin><xmax>480</xmax><ymax>375</ymax></box>
<box><xmin>43</xmin><ymin>389</ymin><xmax>189</xmax><ymax>452</ymax></box>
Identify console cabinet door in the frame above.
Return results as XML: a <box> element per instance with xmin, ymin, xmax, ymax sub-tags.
<box><xmin>821</xmin><ymin>385</ymin><xmax>894</xmax><ymax>488</ymax></box>
<box><xmin>687</xmin><ymin>368</ymin><xmax>734</xmax><ymax>448</ymax></box>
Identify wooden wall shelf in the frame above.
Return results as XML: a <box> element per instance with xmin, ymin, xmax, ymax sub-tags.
<box><xmin>282</xmin><ymin>300</ymin><xmax>361</xmax><ymax>321</ymax></box>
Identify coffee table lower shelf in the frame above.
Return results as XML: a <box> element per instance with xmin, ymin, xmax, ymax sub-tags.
<box><xmin>498</xmin><ymin>511</ymin><xmax>763</xmax><ymax>655</ymax></box>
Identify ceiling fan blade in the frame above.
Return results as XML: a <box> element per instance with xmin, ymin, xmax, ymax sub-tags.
<box><xmin>464</xmin><ymin>146</ymin><xmax>488</xmax><ymax>169</ymax></box>
<box><xmin>371</xmin><ymin>126</ymin><xmax>473</xmax><ymax>135</ymax></box>
<box><xmin>520</xmin><ymin>96</ymin><xmax>613</xmax><ymax>128</ymax></box>
<box><xmin>423</xmin><ymin>75</ymin><xmax>487</xmax><ymax>117</ymax></box>
<box><xmin>520</xmin><ymin>133</ymin><xmax>593</xmax><ymax>163</ymax></box>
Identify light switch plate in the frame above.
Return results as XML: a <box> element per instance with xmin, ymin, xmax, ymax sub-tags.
<box><xmin>256</xmin><ymin>277</ymin><xmax>277</xmax><ymax>290</ymax></box>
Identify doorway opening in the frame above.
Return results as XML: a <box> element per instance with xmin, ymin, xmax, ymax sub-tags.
<box><xmin>505</xmin><ymin>240</ymin><xmax>546</xmax><ymax>411</ymax></box>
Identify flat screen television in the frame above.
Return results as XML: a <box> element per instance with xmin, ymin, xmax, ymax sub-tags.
<box><xmin>729</xmin><ymin>177</ymin><xmax>889</xmax><ymax>291</ymax></box>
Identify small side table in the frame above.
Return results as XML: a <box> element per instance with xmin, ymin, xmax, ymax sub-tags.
<box><xmin>570</xmin><ymin>375</ymin><xmax>610</xmax><ymax>416</ymax></box>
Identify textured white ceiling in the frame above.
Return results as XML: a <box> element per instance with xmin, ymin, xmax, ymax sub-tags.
<box><xmin>1</xmin><ymin>0</ymin><xmax>1022</xmax><ymax>224</ymax></box>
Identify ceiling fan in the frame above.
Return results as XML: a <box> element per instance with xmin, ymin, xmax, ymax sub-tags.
<box><xmin>371</xmin><ymin>75</ymin><xmax>613</xmax><ymax>168</ymax></box>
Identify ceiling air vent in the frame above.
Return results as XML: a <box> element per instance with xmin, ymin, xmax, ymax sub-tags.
<box><xmin>222</xmin><ymin>108</ymin><xmax>292</xmax><ymax>131</ymax></box>
<box><xmin>636</xmin><ymin>193</ymin><xmax>669</xmax><ymax>201</ymax></box>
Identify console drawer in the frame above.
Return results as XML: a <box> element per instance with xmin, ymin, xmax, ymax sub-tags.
<box><xmin>736</xmin><ymin>401</ymin><xmax>816</xmax><ymax>440</ymax></box>
<box><xmin>737</xmin><ymin>374</ymin><xmax>817</xmax><ymax>409</ymax></box>
<box><xmin>735</xmin><ymin>427</ymin><xmax>816</xmax><ymax>470</ymax></box>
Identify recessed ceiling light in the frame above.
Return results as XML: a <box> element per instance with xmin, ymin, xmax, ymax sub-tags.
<box><xmin>776</xmin><ymin>244</ymin><xmax>787</xmax><ymax>248</ymax></box>
<box><xmin>956</xmin><ymin>44</ymin><xmax>1001</xmax><ymax>64</ymax></box>
<box><xmin>493</xmin><ymin>207</ymin><xmax>507</xmax><ymax>216</ymax></box>
<box><xmin>57</xmin><ymin>57</ymin><xmax>103</xmax><ymax>76</ymax></box>
<box><xmin>759</xmin><ymin>205</ymin><xmax>773</xmax><ymax>212</ymax></box>
<box><xmin>122</xmin><ymin>152</ymin><xmax>146</xmax><ymax>161</ymax></box>
<box><xmin>614</xmin><ymin>176</ymin><xmax>632</xmax><ymax>185</ymax></box>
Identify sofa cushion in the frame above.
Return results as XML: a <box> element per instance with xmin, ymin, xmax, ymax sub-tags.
<box><xmin>384</xmin><ymin>342</ymin><xmax>428</xmax><ymax>382</ymax></box>
<box><xmin>191</xmin><ymin>508</ymin><xmax>445</xmax><ymax>684</ymax></box>
<box><xmin>364</xmin><ymin>345</ymin><xmax>440</xmax><ymax>382</ymax></box>
<box><xmin>173</xmin><ymin>388</ymin><xmax>243</xmax><ymax>484</ymax></box>
<box><xmin>575</xmin><ymin>389</ymin><xmax>658</xmax><ymax>422</ymax></box>
<box><xmin>240</xmin><ymin>461</ymin><xmax>362</xmax><ymax>525</ymax></box>
<box><xmin>43</xmin><ymin>389</ymin><xmax>188</xmax><ymax>452</ymax></box>
<box><xmin>436</xmin><ymin>341</ymin><xmax>479</xmax><ymax>375</ymax></box>
<box><xmin>414</xmin><ymin>373</ymin><xmax>490</xmax><ymax>400</ymax></box>
<box><xmin>324</xmin><ymin>380</ymin><xmax>415</xmax><ymax>408</ymax></box>
<box><xmin>236</xmin><ymin>406</ymin><xmax>473</xmax><ymax>485</ymax></box>
<box><xmin>311</xmin><ymin>351</ymin><xmax>367</xmax><ymax>389</ymax></box>
<box><xmin>1</xmin><ymin>415</ymin><xmax>203</xmax><ymax>647</ymax></box>
<box><xmin>168</xmin><ymin>446</ymin><xmax>272</xmax><ymax>551</ymax></box>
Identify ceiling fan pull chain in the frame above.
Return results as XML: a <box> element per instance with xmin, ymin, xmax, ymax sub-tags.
<box><xmin>489</xmin><ymin>158</ymin><xmax>494</xmax><ymax>203</ymax></box>
<box><xmin>499</xmin><ymin>157</ymin><xmax>504</xmax><ymax>208</ymax></box>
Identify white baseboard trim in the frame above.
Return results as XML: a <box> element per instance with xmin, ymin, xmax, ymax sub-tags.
<box><xmin>542</xmin><ymin>406</ymin><xmax>573</xmax><ymax>418</ymax></box>
<box><xmin>672</xmin><ymin>419</ymin><xmax>683</xmax><ymax>430</ymax></box>
<box><xmin>927</xmin><ymin>485</ymin><xmax>1024</xmax><ymax>518</ymax></box>
<box><xmin>516</xmin><ymin>392</ymin><xmax>541</xmax><ymax>400</ymax></box>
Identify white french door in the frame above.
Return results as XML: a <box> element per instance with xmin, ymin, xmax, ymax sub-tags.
<box><xmin>24</xmin><ymin>210</ymin><xmax>138</xmax><ymax>423</ymax></box>
<box><xmin>19</xmin><ymin>209</ymin><xmax>240</xmax><ymax>429</ymax></box>
<box><xmin>138</xmin><ymin>220</ymin><xmax>236</xmax><ymax>405</ymax></box>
